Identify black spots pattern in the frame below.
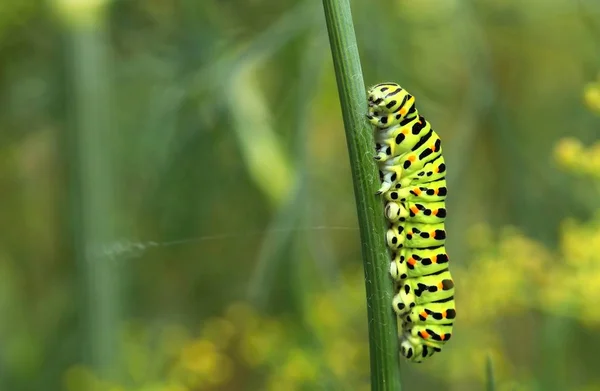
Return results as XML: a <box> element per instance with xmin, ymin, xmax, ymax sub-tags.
<box><xmin>438</xmin><ymin>187</ymin><xmax>447</xmax><ymax>196</ymax></box>
<box><xmin>398</xmin><ymin>93</ymin><xmax>409</xmax><ymax>107</ymax></box>
<box><xmin>437</xmin><ymin>254</ymin><xmax>449</xmax><ymax>264</ymax></box>
<box><xmin>442</xmin><ymin>279</ymin><xmax>454</xmax><ymax>290</ymax></box>
<box><xmin>434</xmin><ymin>230</ymin><xmax>446</xmax><ymax>240</ymax></box>
<box><xmin>386</xmin><ymin>88</ymin><xmax>402</xmax><ymax>98</ymax></box>
<box><xmin>411</xmin><ymin>129</ymin><xmax>433</xmax><ymax>151</ymax></box>
<box><xmin>446</xmin><ymin>309</ymin><xmax>457</xmax><ymax>319</ymax></box>
<box><xmin>411</xmin><ymin>118</ymin><xmax>426</xmax><ymax>135</ymax></box>
<box><xmin>386</xmin><ymin>100</ymin><xmax>397</xmax><ymax>109</ymax></box>
<box><xmin>403</xmin><ymin>160</ymin><xmax>412</xmax><ymax>169</ymax></box>
<box><xmin>438</xmin><ymin>163</ymin><xmax>446</xmax><ymax>173</ymax></box>
<box><xmin>395</xmin><ymin>133</ymin><xmax>405</xmax><ymax>144</ymax></box>
<box><xmin>390</xmin><ymin>192</ymin><xmax>399</xmax><ymax>200</ymax></box>
<box><xmin>432</xmin><ymin>311</ymin><xmax>443</xmax><ymax>320</ymax></box>
<box><xmin>415</xmin><ymin>283</ymin><xmax>428</xmax><ymax>297</ymax></box>
<box><xmin>418</xmin><ymin>148</ymin><xmax>433</xmax><ymax>160</ymax></box>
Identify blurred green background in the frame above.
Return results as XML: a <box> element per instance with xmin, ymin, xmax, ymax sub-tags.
<box><xmin>1</xmin><ymin>0</ymin><xmax>600</xmax><ymax>390</ymax></box>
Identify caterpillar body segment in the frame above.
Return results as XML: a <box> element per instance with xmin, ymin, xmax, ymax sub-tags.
<box><xmin>367</xmin><ymin>82</ymin><xmax>455</xmax><ymax>363</ymax></box>
<box><xmin>378</xmin><ymin>154</ymin><xmax>447</xmax><ymax>195</ymax></box>
<box><xmin>404</xmin><ymin>301</ymin><xmax>457</xmax><ymax>325</ymax></box>
<box><xmin>384</xmin><ymin>179</ymin><xmax>448</xmax><ymax>203</ymax></box>
<box><xmin>384</xmin><ymin>200</ymin><xmax>447</xmax><ymax>224</ymax></box>
<box><xmin>392</xmin><ymin>270</ymin><xmax>455</xmax><ymax>316</ymax></box>
<box><xmin>373</xmin><ymin>117</ymin><xmax>431</xmax><ymax>162</ymax></box>
<box><xmin>385</xmin><ymin>221</ymin><xmax>446</xmax><ymax>250</ymax></box>
<box><xmin>389</xmin><ymin>247</ymin><xmax>450</xmax><ymax>281</ymax></box>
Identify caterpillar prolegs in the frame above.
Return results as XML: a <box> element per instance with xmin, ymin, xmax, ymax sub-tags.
<box><xmin>367</xmin><ymin>82</ymin><xmax>456</xmax><ymax>363</ymax></box>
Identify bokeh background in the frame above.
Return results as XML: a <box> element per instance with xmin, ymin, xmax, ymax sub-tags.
<box><xmin>1</xmin><ymin>0</ymin><xmax>600</xmax><ymax>390</ymax></box>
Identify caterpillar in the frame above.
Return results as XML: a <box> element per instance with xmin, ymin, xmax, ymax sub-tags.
<box><xmin>366</xmin><ymin>82</ymin><xmax>455</xmax><ymax>363</ymax></box>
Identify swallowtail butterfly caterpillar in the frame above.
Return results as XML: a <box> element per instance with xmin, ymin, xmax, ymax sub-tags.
<box><xmin>367</xmin><ymin>82</ymin><xmax>456</xmax><ymax>363</ymax></box>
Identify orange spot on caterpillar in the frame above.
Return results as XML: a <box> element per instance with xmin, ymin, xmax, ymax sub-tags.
<box><xmin>410</xmin><ymin>206</ymin><xmax>419</xmax><ymax>214</ymax></box>
<box><xmin>419</xmin><ymin>330</ymin><xmax>430</xmax><ymax>339</ymax></box>
<box><xmin>430</xmin><ymin>144</ymin><xmax>437</xmax><ymax>152</ymax></box>
<box><xmin>407</xmin><ymin>257</ymin><xmax>417</xmax><ymax>266</ymax></box>
<box><xmin>402</xmin><ymin>128</ymin><xmax>409</xmax><ymax>135</ymax></box>
<box><xmin>408</xmin><ymin>155</ymin><xmax>416</xmax><ymax>162</ymax></box>
<box><xmin>437</xmin><ymin>282</ymin><xmax>444</xmax><ymax>289</ymax></box>
<box><xmin>431</xmin><ymin>255</ymin><xmax>437</xmax><ymax>263</ymax></box>
<box><xmin>399</xmin><ymin>108</ymin><xmax>407</xmax><ymax>115</ymax></box>
<box><xmin>432</xmin><ymin>209</ymin><xmax>438</xmax><ymax>216</ymax></box>
<box><xmin>434</xmin><ymin>188</ymin><xmax>439</xmax><ymax>195</ymax></box>
<box><xmin>441</xmin><ymin>310</ymin><xmax>447</xmax><ymax>318</ymax></box>
<box><xmin>413</xmin><ymin>188</ymin><xmax>422</xmax><ymax>195</ymax></box>
<box><xmin>420</xmin><ymin>311</ymin><xmax>428</xmax><ymax>319</ymax></box>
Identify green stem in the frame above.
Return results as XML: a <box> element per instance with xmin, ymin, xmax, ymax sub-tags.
<box><xmin>486</xmin><ymin>354</ymin><xmax>496</xmax><ymax>391</ymax></box>
<box><xmin>321</xmin><ymin>1</ymin><xmax>402</xmax><ymax>390</ymax></box>
<box><xmin>57</xmin><ymin>3</ymin><xmax>121</xmax><ymax>379</ymax></box>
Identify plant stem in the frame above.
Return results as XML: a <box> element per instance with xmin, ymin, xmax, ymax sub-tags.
<box><xmin>486</xmin><ymin>354</ymin><xmax>496</xmax><ymax>391</ymax></box>
<box><xmin>321</xmin><ymin>0</ymin><xmax>403</xmax><ymax>390</ymax></box>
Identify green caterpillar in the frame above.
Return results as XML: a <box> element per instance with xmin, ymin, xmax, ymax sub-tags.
<box><xmin>367</xmin><ymin>82</ymin><xmax>456</xmax><ymax>363</ymax></box>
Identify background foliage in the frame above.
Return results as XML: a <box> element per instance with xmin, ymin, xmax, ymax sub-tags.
<box><xmin>1</xmin><ymin>0</ymin><xmax>599</xmax><ymax>390</ymax></box>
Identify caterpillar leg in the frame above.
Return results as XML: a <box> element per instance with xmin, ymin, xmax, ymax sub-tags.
<box><xmin>399</xmin><ymin>332</ymin><xmax>440</xmax><ymax>363</ymax></box>
<box><xmin>376</xmin><ymin>181</ymin><xmax>392</xmax><ymax>195</ymax></box>
<box><xmin>392</xmin><ymin>282</ymin><xmax>415</xmax><ymax>316</ymax></box>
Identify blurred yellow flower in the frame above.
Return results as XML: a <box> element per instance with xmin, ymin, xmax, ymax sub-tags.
<box><xmin>201</xmin><ymin>317</ymin><xmax>236</xmax><ymax>349</ymax></box>
<box><xmin>180</xmin><ymin>339</ymin><xmax>218</xmax><ymax>374</ymax></box>
<box><xmin>282</xmin><ymin>349</ymin><xmax>318</xmax><ymax>382</ymax></box>
<box><xmin>63</xmin><ymin>365</ymin><xmax>101</xmax><ymax>391</ymax></box>
<box><xmin>159</xmin><ymin>324</ymin><xmax>192</xmax><ymax>356</ymax></box>
<box><xmin>225</xmin><ymin>302</ymin><xmax>260</xmax><ymax>331</ymax></box>
<box><xmin>584</xmin><ymin>82</ymin><xmax>600</xmax><ymax>113</ymax></box>
<box><xmin>239</xmin><ymin>319</ymin><xmax>284</xmax><ymax>367</ymax></box>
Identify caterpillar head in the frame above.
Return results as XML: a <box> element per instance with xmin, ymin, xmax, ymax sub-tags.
<box><xmin>367</xmin><ymin>82</ymin><xmax>416</xmax><ymax>129</ymax></box>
